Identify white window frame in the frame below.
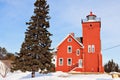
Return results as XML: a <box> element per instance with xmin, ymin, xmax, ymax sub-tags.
<box><xmin>67</xmin><ymin>46</ymin><xmax>72</xmax><ymax>53</ymax></box>
<box><xmin>59</xmin><ymin>58</ymin><xmax>63</xmax><ymax>66</ymax></box>
<box><xmin>76</xmin><ymin>49</ymin><xmax>80</xmax><ymax>56</ymax></box>
<box><xmin>68</xmin><ymin>38</ymin><xmax>72</xmax><ymax>42</ymax></box>
<box><xmin>88</xmin><ymin>45</ymin><xmax>91</xmax><ymax>53</ymax></box>
<box><xmin>92</xmin><ymin>45</ymin><xmax>95</xmax><ymax>53</ymax></box>
<box><xmin>67</xmin><ymin>58</ymin><xmax>72</xmax><ymax>66</ymax></box>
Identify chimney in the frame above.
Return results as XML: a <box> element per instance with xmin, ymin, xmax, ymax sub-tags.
<box><xmin>70</xmin><ymin>32</ymin><xmax>75</xmax><ymax>37</ymax></box>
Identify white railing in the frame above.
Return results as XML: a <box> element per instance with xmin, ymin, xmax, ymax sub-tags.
<box><xmin>81</xmin><ymin>18</ymin><xmax>101</xmax><ymax>23</ymax></box>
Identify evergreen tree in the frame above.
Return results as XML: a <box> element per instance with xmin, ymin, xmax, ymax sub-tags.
<box><xmin>104</xmin><ymin>59</ymin><xmax>120</xmax><ymax>73</ymax></box>
<box><xmin>11</xmin><ymin>0</ymin><xmax>54</xmax><ymax>78</ymax></box>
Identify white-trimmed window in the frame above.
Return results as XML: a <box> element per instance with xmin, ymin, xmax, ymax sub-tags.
<box><xmin>76</xmin><ymin>49</ymin><xmax>80</xmax><ymax>56</ymax></box>
<box><xmin>68</xmin><ymin>38</ymin><xmax>72</xmax><ymax>42</ymax></box>
<box><xmin>67</xmin><ymin>46</ymin><xmax>72</xmax><ymax>53</ymax></box>
<box><xmin>78</xmin><ymin>59</ymin><xmax>83</xmax><ymax>68</ymax></box>
<box><xmin>67</xmin><ymin>58</ymin><xmax>72</xmax><ymax>66</ymax></box>
<box><xmin>59</xmin><ymin>58</ymin><xmax>63</xmax><ymax>66</ymax></box>
<box><xmin>88</xmin><ymin>45</ymin><xmax>91</xmax><ymax>53</ymax></box>
<box><xmin>92</xmin><ymin>45</ymin><xmax>95</xmax><ymax>53</ymax></box>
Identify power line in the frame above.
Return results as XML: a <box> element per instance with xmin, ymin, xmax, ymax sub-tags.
<box><xmin>102</xmin><ymin>44</ymin><xmax>120</xmax><ymax>51</ymax></box>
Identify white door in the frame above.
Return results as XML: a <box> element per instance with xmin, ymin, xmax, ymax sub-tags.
<box><xmin>78</xmin><ymin>59</ymin><xmax>82</xmax><ymax>68</ymax></box>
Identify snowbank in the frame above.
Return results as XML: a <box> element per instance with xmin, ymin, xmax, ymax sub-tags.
<box><xmin>0</xmin><ymin>71</ymin><xmax>120</xmax><ymax>80</ymax></box>
<box><xmin>52</xmin><ymin>71</ymin><xmax>70</xmax><ymax>77</ymax></box>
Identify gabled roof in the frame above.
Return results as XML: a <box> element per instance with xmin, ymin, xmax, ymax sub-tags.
<box><xmin>56</xmin><ymin>33</ymin><xmax>84</xmax><ymax>49</ymax></box>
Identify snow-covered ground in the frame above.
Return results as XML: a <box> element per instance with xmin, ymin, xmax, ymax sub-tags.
<box><xmin>0</xmin><ymin>71</ymin><xmax>120</xmax><ymax>80</ymax></box>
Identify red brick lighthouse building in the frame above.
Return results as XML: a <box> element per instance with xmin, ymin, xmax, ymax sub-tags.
<box><xmin>55</xmin><ymin>12</ymin><xmax>104</xmax><ymax>72</ymax></box>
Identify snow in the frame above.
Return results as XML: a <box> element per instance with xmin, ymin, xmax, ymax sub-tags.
<box><xmin>0</xmin><ymin>61</ymin><xmax>9</xmax><ymax>77</ymax></box>
<box><xmin>0</xmin><ymin>71</ymin><xmax>120</xmax><ymax>80</ymax></box>
<box><xmin>110</xmin><ymin>72</ymin><xmax>120</xmax><ymax>75</ymax></box>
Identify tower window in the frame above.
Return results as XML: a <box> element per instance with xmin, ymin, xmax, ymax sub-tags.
<box><xmin>59</xmin><ymin>58</ymin><xmax>63</xmax><ymax>66</ymax></box>
<box><xmin>92</xmin><ymin>45</ymin><xmax>95</xmax><ymax>53</ymax></box>
<box><xmin>76</xmin><ymin>49</ymin><xmax>80</xmax><ymax>56</ymax></box>
<box><xmin>88</xmin><ymin>45</ymin><xmax>91</xmax><ymax>53</ymax></box>
<box><xmin>90</xmin><ymin>24</ymin><xmax>92</xmax><ymax>26</ymax></box>
<box><xmin>67</xmin><ymin>46</ymin><xmax>72</xmax><ymax>53</ymax></box>
<box><xmin>88</xmin><ymin>45</ymin><xmax>95</xmax><ymax>53</ymax></box>
<box><xmin>67</xmin><ymin>58</ymin><xmax>72</xmax><ymax>66</ymax></box>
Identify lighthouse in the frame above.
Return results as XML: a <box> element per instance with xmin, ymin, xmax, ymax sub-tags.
<box><xmin>82</xmin><ymin>12</ymin><xmax>104</xmax><ymax>72</ymax></box>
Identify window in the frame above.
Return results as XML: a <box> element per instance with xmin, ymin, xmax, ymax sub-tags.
<box><xmin>53</xmin><ymin>59</ymin><xmax>55</xmax><ymax>62</ymax></box>
<box><xmin>88</xmin><ymin>45</ymin><xmax>95</xmax><ymax>53</ymax></box>
<box><xmin>78</xmin><ymin>59</ymin><xmax>83</xmax><ymax>68</ymax></box>
<box><xmin>88</xmin><ymin>45</ymin><xmax>91</xmax><ymax>53</ymax></box>
<box><xmin>67</xmin><ymin>58</ymin><xmax>72</xmax><ymax>66</ymax></box>
<box><xmin>59</xmin><ymin>58</ymin><xmax>63</xmax><ymax>66</ymax></box>
<box><xmin>67</xmin><ymin>46</ymin><xmax>72</xmax><ymax>53</ymax></box>
<box><xmin>68</xmin><ymin>38</ymin><xmax>72</xmax><ymax>42</ymax></box>
<box><xmin>92</xmin><ymin>45</ymin><xmax>95</xmax><ymax>53</ymax></box>
<box><xmin>88</xmin><ymin>16</ymin><xmax>96</xmax><ymax>20</ymax></box>
<box><xmin>76</xmin><ymin>49</ymin><xmax>80</xmax><ymax>56</ymax></box>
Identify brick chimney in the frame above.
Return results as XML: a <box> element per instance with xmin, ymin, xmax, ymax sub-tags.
<box><xmin>70</xmin><ymin>32</ymin><xmax>75</xmax><ymax>37</ymax></box>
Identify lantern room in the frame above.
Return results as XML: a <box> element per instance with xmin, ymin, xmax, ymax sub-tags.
<box><xmin>86</xmin><ymin>12</ymin><xmax>96</xmax><ymax>21</ymax></box>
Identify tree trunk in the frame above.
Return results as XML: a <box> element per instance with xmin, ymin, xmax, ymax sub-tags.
<box><xmin>31</xmin><ymin>70</ymin><xmax>35</xmax><ymax>78</ymax></box>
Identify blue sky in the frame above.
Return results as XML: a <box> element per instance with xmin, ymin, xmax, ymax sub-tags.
<box><xmin>0</xmin><ymin>0</ymin><xmax>120</xmax><ymax>64</ymax></box>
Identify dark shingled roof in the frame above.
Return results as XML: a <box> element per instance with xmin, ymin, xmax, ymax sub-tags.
<box><xmin>76</xmin><ymin>37</ymin><xmax>83</xmax><ymax>43</ymax></box>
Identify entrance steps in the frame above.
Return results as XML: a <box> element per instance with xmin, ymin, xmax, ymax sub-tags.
<box><xmin>69</xmin><ymin>67</ymin><xmax>83</xmax><ymax>73</ymax></box>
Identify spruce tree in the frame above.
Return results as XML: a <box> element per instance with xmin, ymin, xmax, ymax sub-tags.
<box><xmin>11</xmin><ymin>0</ymin><xmax>54</xmax><ymax>78</ymax></box>
<box><xmin>104</xmin><ymin>59</ymin><xmax>120</xmax><ymax>73</ymax></box>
